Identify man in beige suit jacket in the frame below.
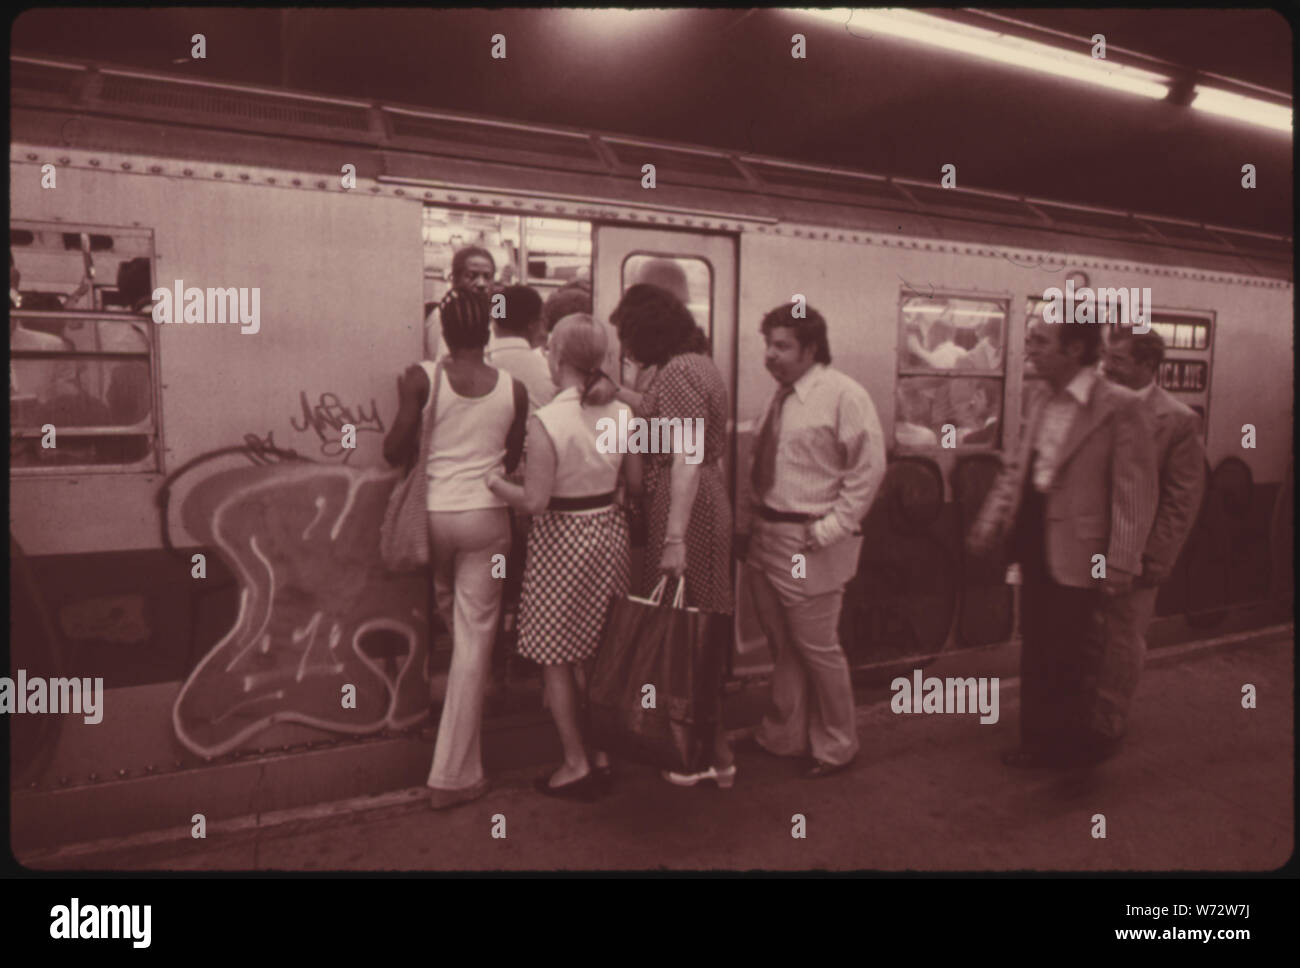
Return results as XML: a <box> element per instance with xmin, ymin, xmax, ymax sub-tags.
<box><xmin>968</xmin><ymin>318</ymin><xmax>1158</xmax><ymax>768</ymax></box>
<box><xmin>1097</xmin><ymin>326</ymin><xmax>1206</xmax><ymax>738</ymax></box>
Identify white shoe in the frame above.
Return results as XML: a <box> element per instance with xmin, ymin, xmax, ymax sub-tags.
<box><xmin>662</xmin><ymin>764</ymin><xmax>737</xmax><ymax>788</ymax></box>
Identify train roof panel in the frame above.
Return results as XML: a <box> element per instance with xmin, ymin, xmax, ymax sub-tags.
<box><xmin>10</xmin><ymin>52</ymin><xmax>1292</xmax><ymax>283</ymax></box>
<box><xmin>602</xmin><ymin>138</ymin><xmax>752</xmax><ymax>189</ymax></box>
<box><xmin>742</xmin><ymin>158</ymin><xmax>915</xmax><ymax>209</ymax></box>
<box><xmin>384</xmin><ymin>108</ymin><xmax>609</xmax><ymax>175</ymax></box>
<box><xmin>96</xmin><ymin>70</ymin><xmax>373</xmax><ymax>135</ymax></box>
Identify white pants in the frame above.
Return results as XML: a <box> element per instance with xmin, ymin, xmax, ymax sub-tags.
<box><xmin>425</xmin><ymin>508</ymin><xmax>512</xmax><ymax>791</ymax></box>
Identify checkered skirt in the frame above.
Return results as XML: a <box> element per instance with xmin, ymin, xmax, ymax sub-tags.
<box><xmin>517</xmin><ymin>505</ymin><xmax>631</xmax><ymax>665</ymax></box>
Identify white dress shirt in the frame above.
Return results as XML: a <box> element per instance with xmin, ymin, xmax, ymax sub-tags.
<box><xmin>1032</xmin><ymin>366</ymin><xmax>1098</xmax><ymax>492</ymax></box>
<box><xmin>759</xmin><ymin>364</ymin><xmax>887</xmax><ymax>547</ymax></box>
<box><xmin>485</xmin><ymin>334</ymin><xmax>557</xmax><ymax>412</ymax></box>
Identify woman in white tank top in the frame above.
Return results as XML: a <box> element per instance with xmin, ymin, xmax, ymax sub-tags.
<box><xmin>384</xmin><ymin>289</ymin><xmax>527</xmax><ymax>810</ymax></box>
<box><xmin>487</xmin><ymin>314</ymin><xmax>642</xmax><ymax>800</ymax></box>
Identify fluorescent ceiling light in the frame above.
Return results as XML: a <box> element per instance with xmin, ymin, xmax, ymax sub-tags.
<box><xmin>1190</xmin><ymin>86</ymin><xmax>1292</xmax><ymax>134</ymax></box>
<box><xmin>790</xmin><ymin>8</ymin><xmax>1170</xmax><ymax>99</ymax></box>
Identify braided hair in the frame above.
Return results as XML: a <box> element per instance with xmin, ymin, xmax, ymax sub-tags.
<box><xmin>439</xmin><ymin>288</ymin><xmax>491</xmax><ymax>351</ymax></box>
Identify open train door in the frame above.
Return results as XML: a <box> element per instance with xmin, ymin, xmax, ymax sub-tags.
<box><xmin>591</xmin><ymin>225</ymin><xmax>770</xmax><ymax>672</ymax></box>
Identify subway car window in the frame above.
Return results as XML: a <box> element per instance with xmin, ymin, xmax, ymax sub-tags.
<box><xmin>1149</xmin><ymin>315</ymin><xmax>1211</xmax><ymax>352</ymax></box>
<box><xmin>1149</xmin><ymin>309</ymin><xmax>1214</xmax><ymax>434</ymax></box>
<box><xmin>10</xmin><ymin>222</ymin><xmax>158</xmax><ymax>471</ymax></box>
<box><xmin>896</xmin><ymin>292</ymin><xmax>1007</xmax><ymax>449</ymax></box>
<box><xmin>620</xmin><ymin>253</ymin><xmax>713</xmax><ymax>338</ymax></box>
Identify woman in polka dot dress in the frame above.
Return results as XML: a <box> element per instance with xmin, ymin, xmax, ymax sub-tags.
<box><xmin>613</xmin><ymin>284</ymin><xmax>736</xmax><ymax>788</ymax></box>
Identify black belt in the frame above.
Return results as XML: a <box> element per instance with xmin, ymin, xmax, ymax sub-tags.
<box><xmin>756</xmin><ymin>504</ymin><xmax>813</xmax><ymax>524</ymax></box>
<box><xmin>549</xmin><ymin>492</ymin><xmax>616</xmax><ymax>511</ymax></box>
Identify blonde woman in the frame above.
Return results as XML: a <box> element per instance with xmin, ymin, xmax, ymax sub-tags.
<box><xmin>486</xmin><ymin>314</ymin><xmax>641</xmax><ymax>800</ymax></box>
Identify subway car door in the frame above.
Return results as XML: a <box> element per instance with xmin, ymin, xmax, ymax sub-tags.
<box><xmin>590</xmin><ymin>225</ymin><xmax>750</xmax><ymax>662</ymax></box>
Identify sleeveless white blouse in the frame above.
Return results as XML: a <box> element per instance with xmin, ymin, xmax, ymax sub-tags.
<box><xmin>533</xmin><ymin>387</ymin><xmax>629</xmax><ymax>498</ymax></box>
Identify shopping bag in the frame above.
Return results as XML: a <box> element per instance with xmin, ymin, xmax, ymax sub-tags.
<box><xmin>379</xmin><ymin>361</ymin><xmax>441</xmax><ymax>572</ymax></box>
<box><xmin>587</xmin><ymin>576</ymin><xmax>727</xmax><ymax>774</ymax></box>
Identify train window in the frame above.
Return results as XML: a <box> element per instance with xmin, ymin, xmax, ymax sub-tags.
<box><xmin>620</xmin><ymin>253</ymin><xmax>713</xmax><ymax>338</ymax></box>
<box><xmin>896</xmin><ymin>292</ymin><xmax>1007</xmax><ymax>450</ymax></box>
<box><xmin>10</xmin><ymin>221</ymin><xmax>160</xmax><ymax>473</ymax></box>
<box><xmin>1149</xmin><ymin>316</ymin><xmax>1211</xmax><ymax>351</ymax></box>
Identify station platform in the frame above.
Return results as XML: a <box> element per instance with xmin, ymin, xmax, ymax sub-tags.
<box><xmin>19</xmin><ymin>622</ymin><xmax>1292</xmax><ymax>872</ymax></box>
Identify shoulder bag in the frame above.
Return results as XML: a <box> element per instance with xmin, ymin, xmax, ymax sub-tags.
<box><xmin>379</xmin><ymin>360</ymin><xmax>442</xmax><ymax>572</ymax></box>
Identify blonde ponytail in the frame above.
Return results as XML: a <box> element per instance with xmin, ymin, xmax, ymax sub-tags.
<box><xmin>552</xmin><ymin>313</ymin><xmax>618</xmax><ymax>407</ymax></box>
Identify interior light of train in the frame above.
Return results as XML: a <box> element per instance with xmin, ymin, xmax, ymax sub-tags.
<box><xmin>1189</xmin><ymin>86</ymin><xmax>1292</xmax><ymax>134</ymax></box>
<box><xmin>789</xmin><ymin>8</ymin><xmax>1169</xmax><ymax>99</ymax></box>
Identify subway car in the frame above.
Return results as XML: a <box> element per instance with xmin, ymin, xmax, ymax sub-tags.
<box><xmin>9</xmin><ymin>54</ymin><xmax>1293</xmax><ymax>826</ymax></box>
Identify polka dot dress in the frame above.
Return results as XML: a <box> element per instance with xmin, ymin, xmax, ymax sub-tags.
<box><xmin>517</xmin><ymin>505</ymin><xmax>631</xmax><ymax>665</ymax></box>
<box><xmin>638</xmin><ymin>353</ymin><xmax>734</xmax><ymax>614</ymax></box>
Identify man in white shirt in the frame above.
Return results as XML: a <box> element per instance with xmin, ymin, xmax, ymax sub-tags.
<box><xmin>744</xmin><ymin>303</ymin><xmax>886</xmax><ymax>778</ymax></box>
<box><xmin>968</xmin><ymin>319</ymin><xmax>1157</xmax><ymax>769</ymax></box>
<box><xmin>488</xmin><ymin>286</ymin><xmax>556</xmax><ymax>412</ymax></box>
<box><xmin>9</xmin><ymin>260</ymin><xmax>81</xmax><ymax>418</ymax></box>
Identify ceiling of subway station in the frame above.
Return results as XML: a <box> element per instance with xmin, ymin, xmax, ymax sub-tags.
<box><xmin>12</xmin><ymin>7</ymin><xmax>1293</xmax><ymax>236</ymax></box>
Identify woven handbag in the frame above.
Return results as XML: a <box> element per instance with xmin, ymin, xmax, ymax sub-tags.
<box><xmin>379</xmin><ymin>360</ymin><xmax>442</xmax><ymax>572</ymax></box>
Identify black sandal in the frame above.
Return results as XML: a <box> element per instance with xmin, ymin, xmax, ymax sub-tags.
<box><xmin>533</xmin><ymin>771</ymin><xmax>600</xmax><ymax>801</ymax></box>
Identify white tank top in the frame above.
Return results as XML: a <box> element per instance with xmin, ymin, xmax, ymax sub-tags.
<box><xmin>533</xmin><ymin>387</ymin><xmax>629</xmax><ymax>498</ymax></box>
<box><xmin>426</xmin><ymin>366</ymin><xmax>515</xmax><ymax>511</ymax></box>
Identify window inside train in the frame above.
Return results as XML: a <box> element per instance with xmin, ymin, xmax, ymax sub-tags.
<box><xmin>10</xmin><ymin>222</ymin><xmax>159</xmax><ymax>472</ymax></box>
<box><xmin>524</xmin><ymin>217</ymin><xmax>592</xmax><ymax>294</ymax></box>
<box><xmin>895</xmin><ymin>292</ymin><xmax>1007</xmax><ymax>449</ymax></box>
<box><xmin>618</xmin><ymin>253</ymin><xmax>714</xmax><ymax>391</ymax></box>
<box><xmin>420</xmin><ymin>206</ymin><xmax>592</xmax><ymax>307</ymax></box>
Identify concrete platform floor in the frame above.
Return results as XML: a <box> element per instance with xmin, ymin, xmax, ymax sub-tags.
<box><xmin>24</xmin><ymin>625</ymin><xmax>1292</xmax><ymax>872</ymax></box>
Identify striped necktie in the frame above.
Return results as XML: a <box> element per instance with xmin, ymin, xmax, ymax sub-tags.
<box><xmin>751</xmin><ymin>384</ymin><xmax>795</xmax><ymax>498</ymax></box>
